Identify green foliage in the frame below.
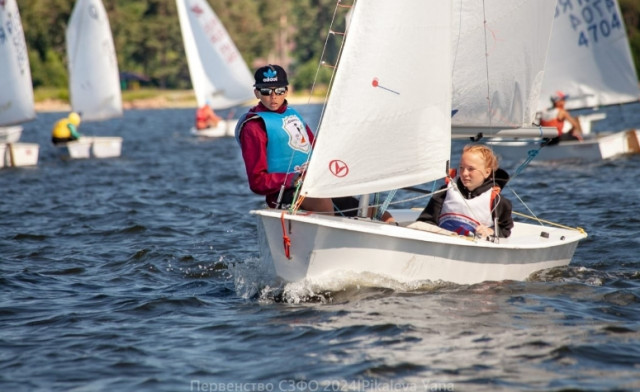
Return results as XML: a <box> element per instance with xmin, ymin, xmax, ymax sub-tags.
<box><xmin>292</xmin><ymin>58</ymin><xmax>333</xmax><ymax>94</ymax></box>
<box><xmin>620</xmin><ymin>0</ymin><xmax>640</xmax><ymax>77</ymax></box>
<box><xmin>33</xmin><ymin>87</ymin><xmax>68</xmax><ymax>102</ymax></box>
<box><xmin>28</xmin><ymin>49</ymin><xmax>67</xmax><ymax>88</ymax></box>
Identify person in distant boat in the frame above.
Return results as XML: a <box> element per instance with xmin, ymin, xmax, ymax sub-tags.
<box><xmin>195</xmin><ymin>101</ymin><xmax>221</xmax><ymax>130</ymax></box>
<box><xmin>235</xmin><ymin>64</ymin><xmax>394</xmax><ymax>222</ymax></box>
<box><xmin>416</xmin><ymin>144</ymin><xmax>513</xmax><ymax>239</ymax></box>
<box><xmin>539</xmin><ymin>91</ymin><xmax>583</xmax><ymax>144</ymax></box>
<box><xmin>51</xmin><ymin>112</ymin><xmax>82</xmax><ymax>144</ymax></box>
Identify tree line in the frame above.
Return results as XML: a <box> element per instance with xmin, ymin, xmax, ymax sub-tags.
<box><xmin>16</xmin><ymin>0</ymin><xmax>640</xmax><ymax>93</ymax></box>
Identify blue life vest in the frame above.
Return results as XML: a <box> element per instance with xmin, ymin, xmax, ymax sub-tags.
<box><xmin>235</xmin><ymin>107</ymin><xmax>312</xmax><ymax>173</ymax></box>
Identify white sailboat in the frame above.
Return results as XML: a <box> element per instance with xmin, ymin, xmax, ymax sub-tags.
<box><xmin>489</xmin><ymin>0</ymin><xmax>640</xmax><ymax>164</ymax></box>
<box><xmin>0</xmin><ymin>0</ymin><xmax>39</xmax><ymax>168</ymax></box>
<box><xmin>249</xmin><ymin>0</ymin><xmax>587</xmax><ymax>286</ymax></box>
<box><xmin>60</xmin><ymin>0</ymin><xmax>123</xmax><ymax>159</ymax></box>
<box><xmin>175</xmin><ymin>0</ymin><xmax>254</xmax><ymax>138</ymax></box>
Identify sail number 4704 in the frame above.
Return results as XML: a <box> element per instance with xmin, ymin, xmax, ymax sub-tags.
<box><xmin>577</xmin><ymin>12</ymin><xmax>622</xmax><ymax>47</ymax></box>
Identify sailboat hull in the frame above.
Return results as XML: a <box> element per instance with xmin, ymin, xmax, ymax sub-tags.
<box><xmin>252</xmin><ymin>209</ymin><xmax>586</xmax><ymax>285</ymax></box>
<box><xmin>189</xmin><ymin>119</ymin><xmax>238</xmax><ymax>138</ymax></box>
<box><xmin>57</xmin><ymin>136</ymin><xmax>122</xmax><ymax>159</ymax></box>
<box><xmin>489</xmin><ymin>129</ymin><xmax>640</xmax><ymax>164</ymax></box>
<box><xmin>0</xmin><ymin>142</ymin><xmax>39</xmax><ymax>168</ymax></box>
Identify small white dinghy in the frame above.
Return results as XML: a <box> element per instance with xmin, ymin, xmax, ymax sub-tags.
<box><xmin>176</xmin><ymin>0</ymin><xmax>254</xmax><ymax>138</ymax></box>
<box><xmin>57</xmin><ymin>136</ymin><xmax>123</xmax><ymax>159</ymax></box>
<box><xmin>189</xmin><ymin>119</ymin><xmax>238</xmax><ymax>138</ymax></box>
<box><xmin>58</xmin><ymin>0</ymin><xmax>123</xmax><ymax>159</ymax></box>
<box><xmin>248</xmin><ymin>0</ymin><xmax>587</xmax><ymax>287</ymax></box>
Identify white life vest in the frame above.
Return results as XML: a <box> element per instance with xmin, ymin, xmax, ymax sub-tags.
<box><xmin>438</xmin><ymin>182</ymin><xmax>496</xmax><ymax>236</ymax></box>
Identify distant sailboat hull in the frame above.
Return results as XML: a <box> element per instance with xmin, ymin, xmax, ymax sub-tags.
<box><xmin>0</xmin><ymin>142</ymin><xmax>39</xmax><ymax>168</ymax></box>
<box><xmin>253</xmin><ymin>209</ymin><xmax>586</xmax><ymax>285</ymax></box>
<box><xmin>490</xmin><ymin>130</ymin><xmax>640</xmax><ymax>164</ymax></box>
<box><xmin>189</xmin><ymin>119</ymin><xmax>238</xmax><ymax>138</ymax></box>
<box><xmin>57</xmin><ymin>136</ymin><xmax>123</xmax><ymax>159</ymax></box>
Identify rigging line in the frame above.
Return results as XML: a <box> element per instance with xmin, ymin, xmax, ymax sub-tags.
<box><xmin>308</xmin><ymin>0</ymin><xmax>342</xmax><ymax>107</ymax></box>
<box><xmin>504</xmin><ymin>183</ymin><xmax>538</xmax><ymax>223</ymax></box>
<box><xmin>375</xmin><ymin>189</ymin><xmax>397</xmax><ymax>221</ymax></box>
<box><xmin>481</xmin><ymin>0</ymin><xmax>493</xmax><ymax>128</ymax></box>
<box><xmin>451</xmin><ymin>0</ymin><xmax>463</xmax><ymax>82</ymax></box>
<box><xmin>510</xmin><ymin>127</ymin><xmax>546</xmax><ymax>181</ymax></box>
<box><xmin>337</xmin><ymin>188</ymin><xmax>447</xmax><ymax>217</ymax></box>
<box><xmin>512</xmin><ymin>211</ymin><xmax>586</xmax><ymax>233</ymax></box>
<box><xmin>314</xmin><ymin>0</ymin><xmax>352</xmax><ymax>143</ymax></box>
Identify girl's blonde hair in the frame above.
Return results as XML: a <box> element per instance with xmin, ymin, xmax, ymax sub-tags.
<box><xmin>462</xmin><ymin>144</ymin><xmax>499</xmax><ymax>171</ymax></box>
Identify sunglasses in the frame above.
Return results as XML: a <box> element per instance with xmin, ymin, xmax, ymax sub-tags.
<box><xmin>258</xmin><ymin>87</ymin><xmax>287</xmax><ymax>96</ymax></box>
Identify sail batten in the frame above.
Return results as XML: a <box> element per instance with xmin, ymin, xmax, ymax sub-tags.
<box><xmin>300</xmin><ymin>0</ymin><xmax>452</xmax><ymax>199</ymax></box>
<box><xmin>176</xmin><ymin>0</ymin><xmax>254</xmax><ymax>110</ymax></box>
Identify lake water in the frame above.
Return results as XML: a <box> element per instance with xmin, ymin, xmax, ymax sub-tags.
<box><xmin>2</xmin><ymin>103</ymin><xmax>640</xmax><ymax>391</ymax></box>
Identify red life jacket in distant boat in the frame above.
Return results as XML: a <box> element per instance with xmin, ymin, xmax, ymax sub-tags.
<box><xmin>539</xmin><ymin>108</ymin><xmax>563</xmax><ymax>136</ymax></box>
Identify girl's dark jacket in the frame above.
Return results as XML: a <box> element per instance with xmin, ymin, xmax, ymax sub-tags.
<box><xmin>416</xmin><ymin>168</ymin><xmax>514</xmax><ymax>238</ymax></box>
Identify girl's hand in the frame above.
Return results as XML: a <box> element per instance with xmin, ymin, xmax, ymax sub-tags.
<box><xmin>475</xmin><ymin>224</ymin><xmax>494</xmax><ymax>239</ymax></box>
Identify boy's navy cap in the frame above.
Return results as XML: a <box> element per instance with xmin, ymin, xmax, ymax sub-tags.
<box><xmin>254</xmin><ymin>65</ymin><xmax>288</xmax><ymax>88</ymax></box>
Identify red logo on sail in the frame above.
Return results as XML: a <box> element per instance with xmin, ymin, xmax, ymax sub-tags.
<box><xmin>329</xmin><ymin>160</ymin><xmax>349</xmax><ymax>177</ymax></box>
<box><xmin>371</xmin><ymin>77</ymin><xmax>399</xmax><ymax>95</ymax></box>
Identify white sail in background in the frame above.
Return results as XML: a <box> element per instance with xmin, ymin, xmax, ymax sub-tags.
<box><xmin>67</xmin><ymin>0</ymin><xmax>122</xmax><ymax>122</ymax></box>
<box><xmin>0</xmin><ymin>0</ymin><xmax>35</xmax><ymax>126</ymax></box>
<box><xmin>451</xmin><ymin>0</ymin><xmax>556</xmax><ymax>130</ymax></box>
<box><xmin>538</xmin><ymin>0</ymin><xmax>640</xmax><ymax>111</ymax></box>
<box><xmin>176</xmin><ymin>0</ymin><xmax>254</xmax><ymax>109</ymax></box>
<box><xmin>300</xmin><ymin>0</ymin><xmax>452</xmax><ymax>198</ymax></box>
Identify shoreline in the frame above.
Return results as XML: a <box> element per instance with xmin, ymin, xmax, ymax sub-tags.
<box><xmin>34</xmin><ymin>93</ymin><xmax>324</xmax><ymax>113</ymax></box>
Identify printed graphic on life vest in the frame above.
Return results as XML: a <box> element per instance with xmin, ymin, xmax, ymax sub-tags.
<box><xmin>439</xmin><ymin>214</ymin><xmax>479</xmax><ymax>236</ymax></box>
<box><xmin>555</xmin><ymin>0</ymin><xmax>623</xmax><ymax>48</ymax></box>
<box><xmin>282</xmin><ymin>115</ymin><xmax>311</xmax><ymax>153</ymax></box>
<box><xmin>328</xmin><ymin>159</ymin><xmax>349</xmax><ymax>178</ymax></box>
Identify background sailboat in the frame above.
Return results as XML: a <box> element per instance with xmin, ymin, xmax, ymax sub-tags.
<box><xmin>249</xmin><ymin>0</ymin><xmax>586</xmax><ymax>286</ymax></box>
<box><xmin>489</xmin><ymin>0</ymin><xmax>640</xmax><ymax>164</ymax></box>
<box><xmin>449</xmin><ymin>0</ymin><xmax>559</xmax><ymax>140</ymax></box>
<box><xmin>0</xmin><ymin>0</ymin><xmax>39</xmax><ymax>168</ymax></box>
<box><xmin>176</xmin><ymin>0</ymin><xmax>254</xmax><ymax>138</ymax></box>
<box><xmin>60</xmin><ymin>0</ymin><xmax>123</xmax><ymax>159</ymax></box>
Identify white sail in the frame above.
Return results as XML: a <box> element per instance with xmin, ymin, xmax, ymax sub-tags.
<box><xmin>176</xmin><ymin>0</ymin><xmax>254</xmax><ymax>109</ymax></box>
<box><xmin>538</xmin><ymin>0</ymin><xmax>640</xmax><ymax>110</ymax></box>
<box><xmin>451</xmin><ymin>0</ymin><xmax>556</xmax><ymax>131</ymax></box>
<box><xmin>300</xmin><ymin>0</ymin><xmax>452</xmax><ymax>199</ymax></box>
<box><xmin>0</xmin><ymin>0</ymin><xmax>35</xmax><ymax>126</ymax></box>
<box><xmin>67</xmin><ymin>0</ymin><xmax>122</xmax><ymax>122</ymax></box>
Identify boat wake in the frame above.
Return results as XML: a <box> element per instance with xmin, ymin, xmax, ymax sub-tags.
<box><xmin>231</xmin><ymin>257</ymin><xmax>464</xmax><ymax>304</ymax></box>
